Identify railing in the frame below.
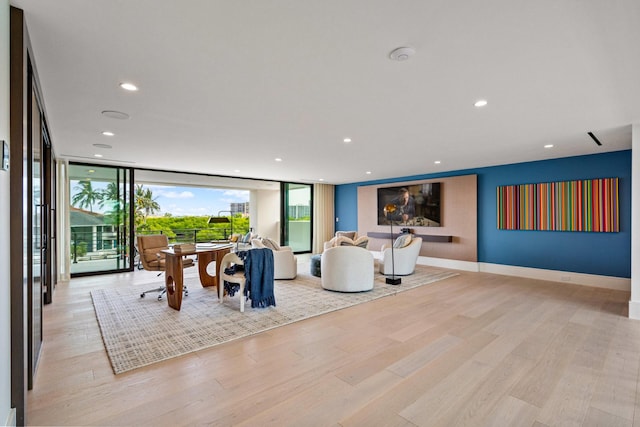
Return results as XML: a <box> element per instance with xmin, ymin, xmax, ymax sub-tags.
<box><xmin>71</xmin><ymin>230</ymin><xmax>125</xmax><ymax>264</ymax></box>
<box><xmin>71</xmin><ymin>227</ymin><xmax>250</xmax><ymax>264</ymax></box>
<box><xmin>136</xmin><ymin>227</ymin><xmax>249</xmax><ymax>244</ymax></box>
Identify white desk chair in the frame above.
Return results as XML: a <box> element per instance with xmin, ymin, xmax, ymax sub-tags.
<box><xmin>219</xmin><ymin>252</ymin><xmax>247</xmax><ymax>312</ymax></box>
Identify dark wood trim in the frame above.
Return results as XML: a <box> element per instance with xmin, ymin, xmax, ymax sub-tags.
<box><xmin>367</xmin><ymin>231</ymin><xmax>453</xmax><ymax>243</ymax></box>
<box><xmin>9</xmin><ymin>6</ymin><xmax>27</xmax><ymax>425</ymax></box>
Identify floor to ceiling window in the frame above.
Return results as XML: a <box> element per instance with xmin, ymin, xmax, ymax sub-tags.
<box><xmin>282</xmin><ymin>183</ymin><xmax>312</xmax><ymax>253</ymax></box>
<box><xmin>67</xmin><ymin>166</ymin><xmax>308</xmax><ymax>274</ymax></box>
<box><xmin>69</xmin><ymin>163</ymin><xmax>133</xmax><ymax>276</ymax></box>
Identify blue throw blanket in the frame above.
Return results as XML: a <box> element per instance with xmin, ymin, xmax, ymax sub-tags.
<box><xmin>244</xmin><ymin>248</ymin><xmax>276</xmax><ymax>308</ymax></box>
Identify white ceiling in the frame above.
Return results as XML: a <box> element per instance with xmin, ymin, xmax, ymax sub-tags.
<box><xmin>11</xmin><ymin>0</ymin><xmax>640</xmax><ymax>185</ymax></box>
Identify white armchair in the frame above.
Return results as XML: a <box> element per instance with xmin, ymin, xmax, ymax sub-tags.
<box><xmin>251</xmin><ymin>238</ymin><xmax>298</xmax><ymax>279</ymax></box>
<box><xmin>321</xmin><ymin>246</ymin><xmax>374</xmax><ymax>292</ymax></box>
<box><xmin>379</xmin><ymin>236</ymin><xmax>422</xmax><ymax>276</ymax></box>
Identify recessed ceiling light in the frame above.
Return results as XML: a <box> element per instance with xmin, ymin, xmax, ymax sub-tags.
<box><xmin>234</xmin><ymin>169</ymin><xmax>241</xmax><ymax>173</ymax></box>
<box><xmin>389</xmin><ymin>47</ymin><xmax>415</xmax><ymax>61</ymax></box>
<box><xmin>101</xmin><ymin>110</ymin><xmax>130</xmax><ymax>120</ymax></box>
<box><xmin>93</xmin><ymin>143</ymin><xmax>112</xmax><ymax>149</ymax></box>
<box><xmin>434</xmin><ymin>160</ymin><xmax>441</xmax><ymax>164</ymax></box>
<box><xmin>343</xmin><ymin>138</ymin><xmax>352</xmax><ymax>143</ymax></box>
<box><xmin>94</xmin><ymin>154</ymin><xmax>103</xmax><ymax>158</ymax></box>
<box><xmin>120</xmin><ymin>82</ymin><xmax>138</xmax><ymax>91</ymax></box>
<box><xmin>275</xmin><ymin>158</ymin><xmax>283</xmax><ymax>162</ymax></box>
<box><xmin>365</xmin><ymin>171</ymin><xmax>372</xmax><ymax>175</ymax></box>
<box><xmin>319</xmin><ymin>178</ymin><xmax>324</xmax><ymax>182</ymax></box>
<box><xmin>101</xmin><ymin>131</ymin><xmax>114</xmax><ymax>136</ymax></box>
<box><xmin>474</xmin><ymin>99</ymin><xmax>488</xmax><ymax>107</ymax></box>
<box><xmin>544</xmin><ymin>144</ymin><xmax>554</xmax><ymax>148</ymax></box>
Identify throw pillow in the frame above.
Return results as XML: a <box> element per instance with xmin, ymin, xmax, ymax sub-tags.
<box><xmin>242</xmin><ymin>232</ymin><xmax>252</xmax><ymax>243</ymax></box>
<box><xmin>393</xmin><ymin>233</ymin><xmax>412</xmax><ymax>249</ymax></box>
<box><xmin>251</xmin><ymin>239</ymin><xmax>266</xmax><ymax>249</ymax></box>
<box><xmin>262</xmin><ymin>237</ymin><xmax>281</xmax><ymax>251</ymax></box>
<box><xmin>326</xmin><ymin>237</ymin><xmax>338</xmax><ymax>248</ymax></box>
<box><xmin>337</xmin><ymin>236</ymin><xmax>356</xmax><ymax>246</ymax></box>
<box><xmin>353</xmin><ymin>236</ymin><xmax>369</xmax><ymax>249</ymax></box>
<box><xmin>336</xmin><ymin>231</ymin><xmax>357</xmax><ymax>240</ymax></box>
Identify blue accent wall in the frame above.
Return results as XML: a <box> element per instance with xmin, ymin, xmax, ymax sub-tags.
<box><xmin>335</xmin><ymin>150</ymin><xmax>631</xmax><ymax>278</ymax></box>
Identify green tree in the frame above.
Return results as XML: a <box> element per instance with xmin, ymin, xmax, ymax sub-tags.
<box><xmin>71</xmin><ymin>180</ymin><xmax>102</xmax><ymax>212</ymax></box>
<box><xmin>135</xmin><ymin>184</ymin><xmax>160</xmax><ymax>228</ymax></box>
<box><xmin>99</xmin><ymin>182</ymin><xmax>120</xmax><ymax>210</ymax></box>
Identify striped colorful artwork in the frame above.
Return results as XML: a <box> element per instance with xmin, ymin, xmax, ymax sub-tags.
<box><xmin>497</xmin><ymin>178</ymin><xmax>619</xmax><ymax>232</ymax></box>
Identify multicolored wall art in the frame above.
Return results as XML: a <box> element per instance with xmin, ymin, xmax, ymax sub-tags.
<box><xmin>497</xmin><ymin>178</ymin><xmax>619</xmax><ymax>232</ymax></box>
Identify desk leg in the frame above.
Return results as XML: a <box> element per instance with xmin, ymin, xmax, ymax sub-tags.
<box><xmin>165</xmin><ymin>254</ymin><xmax>184</xmax><ymax>311</ymax></box>
<box><xmin>198</xmin><ymin>251</ymin><xmax>217</xmax><ymax>288</ymax></box>
<box><xmin>198</xmin><ymin>247</ymin><xmax>231</xmax><ymax>299</ymax></box>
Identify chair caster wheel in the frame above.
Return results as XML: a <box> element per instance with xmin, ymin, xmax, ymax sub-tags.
<box><xmin>140</xmin><ymin>293</ymin><xmax>145</xmax><ymax>298</ymax></box>
<box><xmin>157</xmin><ymin>295</ymin><xmax>162</xmax><ymax>301</ymax></box>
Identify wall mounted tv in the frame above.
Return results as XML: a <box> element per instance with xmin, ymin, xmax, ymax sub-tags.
<box><xmin>377</xmin><ymin>183</ymin><xmax>441</xmax><ymax>226</ymax></box>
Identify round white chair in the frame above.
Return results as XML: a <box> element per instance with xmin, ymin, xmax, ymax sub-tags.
<box><xmin>321</xmin><ymin>246</ymin><xmax>374</xmax><ymax>292</ymax></box>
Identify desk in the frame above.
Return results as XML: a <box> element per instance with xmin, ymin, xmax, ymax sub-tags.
<box><xmin>162</xmin><ymin>244</ymin><xmax>233</xmax><ymax>310</ymax></box>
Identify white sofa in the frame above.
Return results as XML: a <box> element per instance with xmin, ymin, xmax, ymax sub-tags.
<box><xmin>251</xmin><ymin>238</ymin><xmax>298</xmax><ymax>279</ymax></box>
<box><xmin>321</xmin><ymin>245</ymin><xmax>374</xmax><ymax>292</ymax></box>
<box><xmin>379</xmin><ymin>236</ymin><xmax>422</xmax><ymax>276</ymax></box>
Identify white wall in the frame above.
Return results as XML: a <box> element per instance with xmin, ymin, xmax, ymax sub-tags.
<box><xmin>0</xmin><ymin>1</ymin><xmax>15</xmax><ymax>424</ymax></box>
<box><xmin>629</xmin><ymin>123</ymin><xmax>640</xmax><ymax>318</ymax></box>
<box><xmin>251</xmin><ymin>189</ymin><xmax>280</xmax><ymax>240</ymax></box>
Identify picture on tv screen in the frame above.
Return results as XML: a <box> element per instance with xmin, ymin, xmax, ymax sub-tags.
<box><xmin>377</xmin><ymin>183</ymin><xmax>441</xmax><ymax>226</ymax></box>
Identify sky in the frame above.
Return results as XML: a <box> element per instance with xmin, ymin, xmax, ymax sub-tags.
<box><xmin>70</xmin><ymin>180</ymin><xmax>313</xmax><ymax>217</ymax></box>
<box><xmin>70</xmin><ymin>180</ymin><xmax>249</xmax><ymax>217</ymax></box>
<box><xmin>146</xmin><ymin>185</ymin><xmax>249</xmax><ymax>217</ymax></box>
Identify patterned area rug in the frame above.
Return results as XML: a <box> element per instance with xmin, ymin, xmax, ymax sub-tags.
<box><xmin>91</xmin><ymin>265</ymin><xmax>458</xmax><ymax>374</ymax></box>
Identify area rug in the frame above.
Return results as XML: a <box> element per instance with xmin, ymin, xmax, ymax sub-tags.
<box><xmin>91</xmin><ymin>265</ymin><xmax>458</xmax><ymax>374</ymax></box>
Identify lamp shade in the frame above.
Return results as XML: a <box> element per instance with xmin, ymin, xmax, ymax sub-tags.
<box><xmin>208</xmin><ymin>217</ymin><xmax>231</xmax><ymax>224</ymax></box>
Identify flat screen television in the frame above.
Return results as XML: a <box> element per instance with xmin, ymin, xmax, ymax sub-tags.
<box><xmin>377</xmin><ymin>183</ymin><xmax>441</xmax><ymax>226</ymax></box>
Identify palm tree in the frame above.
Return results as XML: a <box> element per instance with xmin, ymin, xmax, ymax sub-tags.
<box><xmin>99</xmin><ymin>182</ymin><xmax>120</xmax><ymax>210</ymax></box>
<box><xmin>71</xmin><ymin>180</ymin><xmax>102</xmax><ymax>212</ymax></box>
<box><xmin>135</xmin><ymin>184</ymin><xmax>160</xmax><ymax>226</ymax></box>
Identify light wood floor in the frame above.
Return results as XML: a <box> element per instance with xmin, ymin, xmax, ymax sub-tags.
<box><xmin>26</xmin><ymin>264</ymin><xmax>640</xmax><ymax>426</ymax></box>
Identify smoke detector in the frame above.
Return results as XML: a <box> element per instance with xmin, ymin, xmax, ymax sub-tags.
<box><xmin>389</xmin><ymin>47</ymin><xmax>415</xmax><ymax>61</ymax></box>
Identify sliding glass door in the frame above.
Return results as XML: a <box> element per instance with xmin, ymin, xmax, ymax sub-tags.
<box><xmin>69</xmin><ymin>163</ymin><xmax>133</xmax><ymax>276</ymax></box>
<box><xmin>281</xmin><ymin>183</ymin><xmax>312</xmax><ymax>253</ymax></box>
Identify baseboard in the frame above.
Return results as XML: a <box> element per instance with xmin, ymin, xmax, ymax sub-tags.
<box><xmin>478</xmin><ymin>263</ymin><xmax>630</xmax><ymax>291</ymax></box>
<box><xmin>416</xmin><ymin>256</ymin><xmax>479</xmax><ymax>272</ymax></box>
<box><xmin>628</xmin><ymin>301</ymin><xmax>640</xmax><ymax>319</ymax></box>
<box><xmin>4</xmin><ymin>408</ymin><xmax>16</xmax><ymax>426</ymax></box>
<box><xmin>415</xmin><ymin>257</ymin><xmax>630</xmax><ymax>291</ymax></box>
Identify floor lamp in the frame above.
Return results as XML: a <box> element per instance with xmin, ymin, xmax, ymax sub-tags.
<box><xmin>384</xmin><ymin>203</ymin><xmax>401</xmax><ymax>285</ymax></box>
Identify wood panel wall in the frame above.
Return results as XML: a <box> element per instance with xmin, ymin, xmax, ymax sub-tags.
<box><xmin>357</xmin><ymin>174</ymin><xmax>478</xmax><ymax>262</ymax></box>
